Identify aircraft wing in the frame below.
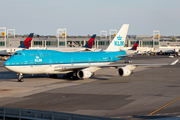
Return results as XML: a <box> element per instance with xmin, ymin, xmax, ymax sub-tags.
<box><xmin>116</xmin><ymin>52</ymin><xmax>146</xmax><ymax>58</ymax></box>
<box><xmin>54</xmin><ymin>59</ymin><xmax>178</xmax><ymax>71</ymax></box>
<box><xmin>90</xmin><ymin>59</ymin><xmax>178</xmax><ymax>68</ymax></box>
<box><xmin>54</xmin><ymin>66</ymin><xmax>89</xmax><ymax>71</ymax></box>
<box><xmin>96</xmin><ymin>61</ymin><xmax>178</xmax><ymax>67</ymax></box>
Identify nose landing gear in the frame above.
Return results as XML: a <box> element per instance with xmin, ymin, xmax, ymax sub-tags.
<box><xmin>17</xmin><ymin>73</ymin><xmax>24</xmax><ymax>82</ymax></box>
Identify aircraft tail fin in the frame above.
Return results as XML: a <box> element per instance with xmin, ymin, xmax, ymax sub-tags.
<box><xmin>105</xmin><ymin>24</ymin><xmax>129</xmax><ymax>51</ymax></box>
<box><xmin>18</xmin><ymin>33</ymin><xmax>34</xmax><ymax>49</ymax></box>
<box><xmin>84</xmin><ymin>34</ymin><xmax>96</xmax><ymax>48</ymax></box>
<box><xmin>129</xmin><ymin>41</ymin><xmax>139</xmax><ymax>50</ymax></box>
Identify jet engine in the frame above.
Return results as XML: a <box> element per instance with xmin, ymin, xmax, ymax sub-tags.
<box><xmin>77</xmin><ymin>70</ymin><xmax>92</xmax><ymax>79</ymax></box>
<box><xmin>118</xmin><ymin>67</ymin><xmax>132</xmax><ymax>76</ymax></box>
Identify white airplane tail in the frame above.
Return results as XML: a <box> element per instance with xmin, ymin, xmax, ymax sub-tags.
<box><xmin>105</xmin><ymin>24</ymin><xmax>129</xmax><ymax>51</ymax></box>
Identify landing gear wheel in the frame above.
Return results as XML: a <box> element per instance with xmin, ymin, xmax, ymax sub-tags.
<box><xmin>49</xmin><ymin>74</ymin><xmax>58</xmax><ymax>78</ymax></box>
<box><xmin>18</xmin><ymin>73</ymin><xmax>24</xmax><ymax>82</ymax></box>
<box><xmin>52</xmin><ymin>74</ymin><xmax>58</xmax><ymax>78</ymax></box>
<box><xmin>18</xmin><ymin>78</ymin><xmax>24</xmax><ymax>82</ymax></box>
<box><xmin>63</xmin><ymin>75</ymin><xmax>68</xmax><ymax>79</ymax></box>
<box><xmin>92</xmin><ymin>72</ymin><xmax>95</xmax><ymax>76</ymax></box>
<box><xmin>63</xmin><ymin>72</ymin><xmax>79</xmax><ymax>80</ymax></box>
<box><xmin>72</xmin><ymin>76</ymin><xmax>79</xmax><ymax>80</ymax></box>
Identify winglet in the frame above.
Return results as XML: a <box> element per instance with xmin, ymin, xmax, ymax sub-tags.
<box><xmin>170</xmin><ymin>59</ymin><xmax>179</xmax><ymax>65</ymax></box>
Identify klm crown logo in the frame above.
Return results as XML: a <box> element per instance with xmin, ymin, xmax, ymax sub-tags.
<box><xmin>117</xmin><ymin>35</ymin><xmax>122</xmax><ymax>40</ymax></box>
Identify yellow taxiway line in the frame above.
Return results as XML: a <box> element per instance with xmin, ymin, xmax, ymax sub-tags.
<box><xmin>149</xmin><ymin>97</ymin><xmax>180</xmax><ymax>115</ymax></box>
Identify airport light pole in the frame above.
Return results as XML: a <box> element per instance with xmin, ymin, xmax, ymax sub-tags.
<box><xmin>7</xmin><ymin>29</ymin><xmax>15</xmax><ymax>38</ymax></box>
<box><xmin>0</xmin><ymin>27</ymin><xmax>6</xmax><ymax>47</ymax></box>
<box><xmin>100</xmin><ymin>31</ymin><xmax>107</xmax><ymax>39</ymax></box>
<box><xmin>109</xmin><ymin>29</ymin><xmax>117</xmax><ymax>43</ymax></box>
<box><xmin>153</xmin><ymin>30</ymin><xmax>160</xmax><ymax>50</ymax></box>
<box><xmin>56</xmin><ymin>28</ymin><xmax>67</xmax><ymax>47</ymax></box>
<box><xmin>56</xmin><ymin>29</ymin><xmax>59</xmax><ymax>47</ymax></box>
<box><xmin>99</xmin><ymin>31</ymin><xmax>107</xmax><ymax>49</ymax></box>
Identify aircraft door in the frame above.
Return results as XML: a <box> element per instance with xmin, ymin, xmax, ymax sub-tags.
<box><xmin>88</xmin><ymin>58</ymin><xmax>91</xmax><ymax>65</ymax></box>
<box><xmin>30</xmin><ymin>60</ymin><xmax>33</xmax><ymax>67</ymax></box>
<box><xmin>49</xmin><ymin>59</ymin><xmax>52</xmax><ymax>66</ymax></box>
<box><xmin>71</xmin><ymin>58</ymin><xmax>74</xmax><ymax>65</ymax></box>
<box><xmin>38</xmin><ymin>50</ymin><xmax>44</xmax><ymax>58</ymax></box>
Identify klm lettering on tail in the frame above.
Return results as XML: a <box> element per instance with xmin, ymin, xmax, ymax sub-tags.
<box><xmin>114</xmin><ymin>35</ymin><xmax>124</xmax><ymax>46</ymax></box>
<box><xmin>114</xmin><ymin>41</ymin><xmax>124</xmax><ymax>46</ymax></box>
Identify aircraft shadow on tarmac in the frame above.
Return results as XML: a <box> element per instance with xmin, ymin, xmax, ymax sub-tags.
<box><xmin>0</xmin><ymin>70</ymin><xmax>116</xmax><ymax>81</ymax></box>
<box><xmin>133</xmin><ymin>115</ymin><xmax>180</xmax><ymax>119</ymax></box>
<box><xmin>90</xmin><ymin>75</ymin><xmax>114</xmax><ymax>80</ymax></box>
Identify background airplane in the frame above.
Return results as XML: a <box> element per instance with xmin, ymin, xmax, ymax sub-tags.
<box><xmin>4</xmin><ymin>24</ymin><xmax>178</xmax><ymax>82</ymax></box>
<box><xmin>45</xmin><ymin>34</ymin><xmax>98</xmax><ymax>52</ymax></box>
<box><xmin>0</xmin><ymin>33</ymin><xmax>34</xmax><ymax>60</ymax></box>
<box><xmin>122</xmin><ymin>40</ymin><xmax>139</xmax><ymax>54</ymax></box>
<box><xmin>155</xmin><ymin>47</ymin><xmax>179</xmax><ymax>56</ymax></box>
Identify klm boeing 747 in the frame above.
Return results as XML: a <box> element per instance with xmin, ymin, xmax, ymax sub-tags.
<box><xmin>4</xmin><ymin>24</ymin><xmax>178</xmax><ymax>82</ymax></box>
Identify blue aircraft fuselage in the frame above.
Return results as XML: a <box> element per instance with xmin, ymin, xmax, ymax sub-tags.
<box><xmin>4</xmin><ymin>50</ymin><xmax>126</xmax><ymax>66</ymax></box>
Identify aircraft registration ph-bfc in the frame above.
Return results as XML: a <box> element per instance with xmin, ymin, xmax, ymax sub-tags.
<box><xmin>4</xmin><ymin>24</ymin><xmax>179</xmax><ymax>82</ymax></box>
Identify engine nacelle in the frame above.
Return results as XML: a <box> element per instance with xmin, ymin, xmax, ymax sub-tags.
<box><xmin>77</xmin><ymin>70</ymin><xmax>92</xmax><ymax>79</ymax></box>
<box><xmin>118</xmin><ymin>67</ymin><xmax>132</xmax><ymax>76</ymax></box>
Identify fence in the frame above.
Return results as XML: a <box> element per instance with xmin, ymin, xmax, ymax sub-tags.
<box><xmin>0</xmin><ymin>107</ymin><xmax>121</xmax><ymax>120</ymax></box>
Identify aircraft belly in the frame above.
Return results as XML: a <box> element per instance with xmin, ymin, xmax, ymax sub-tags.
<box><xmin>5</xmin><ymin>66</ymin><xmax>42</xmax><ymax>74</ymax></box>
<box><xmin>5</xmin><ymin>62</ymin><xmax>112</xmax><ymax>74</ymax></box>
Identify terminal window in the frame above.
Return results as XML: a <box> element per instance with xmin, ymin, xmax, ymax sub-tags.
<box><xmin>143</xmin><ymin>41</ymin><xmax>153</xmax><ymax>45</ymax></box>
<box><xmin>0</xmin><ymin>41</ymin><xmax>5</xmax><ymax>46</ymax></box>
<box><xmin>154</xmin><ymin>42</ymin><xmax>159</xmax><ymax>45</ymax></box>
<box><xmin>98</xmin><ymin>41</ymin><xmax>109</xmax><ymax>45</ymax></box>
<box><xmin>131</xmin><ymin>41</ymin><xmax>136</xmax><ymax>45</ymax></box>
<box><xmin>34</xmin><ymin>41</ymin><xmax>42</xmax><ymax>46</ymax></box>
<box><xmin>46</xmin><ymin>41</ymin><xmax>58</xmax><ymax>46</ymax></box>
<box><xmin>59</xmin><ymin>41</ymin><xmax>65</xmax><ymax>46</ymax></box>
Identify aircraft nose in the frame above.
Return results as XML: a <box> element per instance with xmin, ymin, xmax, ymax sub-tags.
<box><xmin>4</xmin><ymin>60</ymin><xmax>10</xmax><ymax>67</ymax></box>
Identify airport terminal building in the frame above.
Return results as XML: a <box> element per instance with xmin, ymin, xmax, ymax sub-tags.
<box><xmin>0</xmin><ymin>35</ymin><xmax>180</xmax><ymax>51</ymax></box>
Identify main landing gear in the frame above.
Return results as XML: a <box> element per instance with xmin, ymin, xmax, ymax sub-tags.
<box><xmin>63</xmin><ymin>72</ymin><xmax>79</xmax><ymax>80</ymax></box>
<box><xmin>49</xmin><ymin>74</ymin><xmax>58</xmax><ymax>78</ymax></box>
<box><xmin>17</xmin><ymin>73</ymin><xmax>24</xmax><ymax>82</ymax></box>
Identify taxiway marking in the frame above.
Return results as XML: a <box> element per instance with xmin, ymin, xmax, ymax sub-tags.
<box><xmin>149</xmin><ymin>97</ymin><xmax>180</xmax><ymax>115</ymax></box>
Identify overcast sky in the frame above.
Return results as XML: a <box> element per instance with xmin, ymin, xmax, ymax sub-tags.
<box><xmin>1</xmin><ymin>0</ymin><xmax>180</xmax><ymax>36</ymax></box>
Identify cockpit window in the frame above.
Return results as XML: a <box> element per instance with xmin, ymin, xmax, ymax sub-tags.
<box><xmin>14</xmin><ymin>53</ymin><xmax>21</xmax><ymax>55</ymax></box>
